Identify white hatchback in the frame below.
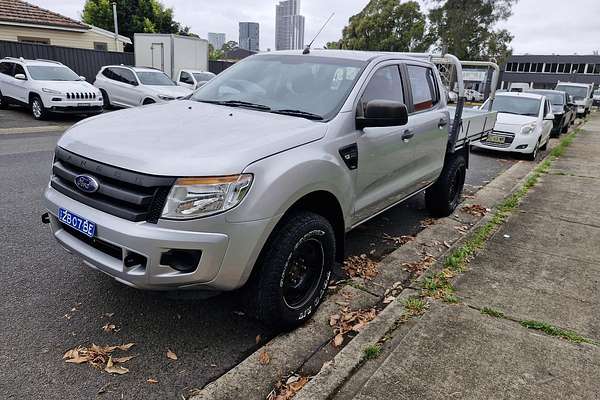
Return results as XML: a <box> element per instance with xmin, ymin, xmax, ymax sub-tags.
<box><xmin>93</xmin><ymin>66</ymin><xmax>192</xmax><ymax>108</ymax></box>
<box><xmin>473</xmin><ymin>92</ymin><xmax>553</xmax><ymax>160</ymax></box>
<box><xmin>0</xmin><ymin>57</ymin><xmax>103</xmax><ymax>120</ymax></box>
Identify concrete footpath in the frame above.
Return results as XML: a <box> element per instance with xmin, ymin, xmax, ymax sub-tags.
<box><xmin>302</xmin><ymin>116</ymin><xmax>600</xmax><ymax>400</ymax></box>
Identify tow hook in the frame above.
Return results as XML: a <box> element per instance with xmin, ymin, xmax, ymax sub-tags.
<box><xmin>41</xmin><ymin>212</ymin><xmax>50</xmax><ymax>224</ymax></box>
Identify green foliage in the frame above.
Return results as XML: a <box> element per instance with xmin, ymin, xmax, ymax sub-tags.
<box><xmin>403</xmin><ymin>297</ymin><xmax>428</xmax><ymax>315</ymax></box>
<box><xmin>481</xmin><ymin>307</ymin><xmax>505</xmax><ymax>318</ymax></box>
<box><xmin>221</xmin><ymin>41</ymin><xmax>239</xmax><ymax>53</ymax></box>
<box><xmin>520</xmin><ymin>320</ymin><xmax>593</xmax><ymax>344</ymax></box>
<box><xmin>82</xmin><ymin>0</ymin><xmax>193</xmax><ymax>41</ymax></box>
<box><xmin>335</xmin><ymin>0</ymin><xmax>433</xmax><ymax>52</ymax></box>
<box><xmin>428</xmin><ymin>0</ymin><xmax>517</xmax><ymax>64</ymax></box>
<box><xmin>363</xmin><ymin>344</ymin><xmax>382</xmax><ymax>360</ymax></box>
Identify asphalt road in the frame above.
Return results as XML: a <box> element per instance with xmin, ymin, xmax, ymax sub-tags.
<box><xmin>0</xmin><ymin>112</ymin><xmax>533</xmax><ymax>399</ymax></box>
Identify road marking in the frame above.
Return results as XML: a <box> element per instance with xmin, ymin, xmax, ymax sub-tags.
<box><xmin>0</xmin><ymin>125</ymin><xmax>70</xmax><ymax>135</ymax></box>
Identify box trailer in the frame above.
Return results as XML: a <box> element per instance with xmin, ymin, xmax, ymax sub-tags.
<box><xmin>134</xmin><ymin>33</ymin><xmax>209</xmax><ymax>80</ymax></box>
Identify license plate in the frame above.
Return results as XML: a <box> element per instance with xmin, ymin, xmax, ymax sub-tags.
<box><xmin>77</xmin><ymin>103</ymin><xmax>91</xmax><ymax>107</ymax></box>
<box><xmin>486</xmin><ymin>134</ymin><xmax>505</xmax><ymax>144</ymax></box>
<box><xmin>59</xmin><ymin>208</ymin><xmax>96</xmax><ymax>238</ymax></box>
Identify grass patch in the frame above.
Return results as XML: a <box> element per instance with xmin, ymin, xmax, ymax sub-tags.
<box><xmin>422</xmin><ymin>272</ymin><xmax>455</xmax><ymax>300</ymax></box>
<box><xmin>481</xmin><ymin>307</ymin><xmax>505</xmax><ymax>319</ymax></box>
<box><xmin>520</xmin><ymin>320</ymin><xmax>594</xmax><ymax>345</ymax></box>
<box><xmin>363</xmin><ymin>344</ymin><xmax>382</xmax><ymax>360</ymax></box>
<box><xmin>404</xmin><ymin>296</ymin><xmax>428</xmax><ymax>315</ymax></box>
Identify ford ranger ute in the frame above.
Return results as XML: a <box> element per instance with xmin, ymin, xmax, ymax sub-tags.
<box><xmin>42</xmin><ymin>51</ymin><xmax>498</xmax><ymax>329</ymax></box>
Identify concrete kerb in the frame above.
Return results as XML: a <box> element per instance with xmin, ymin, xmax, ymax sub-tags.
<box><xmin>191</xmin><ymin>122</ymin><xmax>579</xmax><ymax>400</ymax></box>
<box><xmin>0</xmin><ymin>125</ymin><xmax>71</xmax><ymax>135</ymax></box>
<box><xmin>294</xmin><ymin>130</ymin><xmax>576</xmax><ymax>400</ymax></box>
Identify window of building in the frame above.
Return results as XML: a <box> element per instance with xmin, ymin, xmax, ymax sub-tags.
<box><xmin>505</xmin><ymin>63</ymin><xmax>512</xmax><ymax>71</ymax></box>
<box><xmin>94</xmin><ymin>42</ymin><xmax>108</xmax><ymax>51</ymax></box>
<box><xmin>17</xmin><ymin>36</ymin><xmax>50</xmax><ymax>45</ymax></box>
<box><xmin>544</xmin><ymin>63</ymin><xmax>551</xmax><ymax>73</ymax></box>
<box><xmin>578</xmin><ymin>64</ymin><xmax>586</xmax><ymax>74</ymax></box>
<box><xmin>594</xmin><ymin>64</ymin><xmax>600</xmax><ymax>75</ymax></box>
<box><xmin>564</xmin><ymin>63</ymin><xmax>572</xmax><ymax>74</ymax></box>
<box><xmin>558</xmin><ymin>64</ymin><xmax>565</xmax><ymax>73</ymax></box>
<box><xmin>551</xmin><ymin>63</ymin><xmax>558</xmax><ymax>73</ymax></box>
<box><xmin>523</xmin><ymin>62</ymin><xmax>530</xmax><ymax>72</ymax></box>
<box><xmin>536</xmin><ymin>63</ymin><xmax>543</xmax><ymax>73</ymax></box>
<box><xmin>518</xmin><ymin>63</ymin><xmax>525</xmax><ymax>72</ymax></box>
<box><xmin>407</xmin><ymin>65</ymin><xmax>439</xmax><ymax>112</ymax></box>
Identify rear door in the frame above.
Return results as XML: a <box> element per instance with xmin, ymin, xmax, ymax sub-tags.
<box><xmin>404</xmin><ymin>63</ymin><xmax>449</xmax><ymax>191</ymax></box>
<box><xmin>0</xmin><ymin>62</ymin><xmax>15</xmax><ymax>98</ymax></box>
<box><xmin>541</xmin><ymin>98</ymin><xmax>553</xmax><ymax>142</ymax></box>
<box><xmin>110</xmin><ymin>67</ymin><xmax>141</xmax><ymax>107</ymax></box>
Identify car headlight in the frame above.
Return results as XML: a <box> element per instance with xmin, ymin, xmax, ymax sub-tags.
<box><xmin>520</xmin><ymin>124</ymin><xmax>536</xmax><ymax>135</ymax></box>
<box><xmin>42</xmin><ymin>88</ymin><xmax>63</xmax><ymax>95</ymax></box>
<box><xmin>158</xmin><ymin>95</ymin><xmax>175</xmax><ymax>101</ymax></box>
<box><xmin>162</xmin><ymin>174</ymin><xmax>253</xmax><ymax>219</ymax></box>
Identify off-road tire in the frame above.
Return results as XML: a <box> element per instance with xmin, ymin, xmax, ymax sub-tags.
<box><xmin>243</xmin><ymin>211</ymin><xmax>335</xmax><ymax>330</ymax></box>
<box><xmin>30</xmin><ymin>95</ymin><xmax>48</xmax><ymax>120</ymax></box>
<box><xmin>425</xmin><ymin>154</ymin><xmax>466</xmax><ymax>217</ymax></box>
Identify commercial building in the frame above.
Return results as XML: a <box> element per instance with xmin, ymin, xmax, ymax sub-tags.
<box><xmin>275</xmin><ymin>0</ymin><xmax>305</xmax><ymax>50</ymax></box>
<box><xmin>0</xmin><ymin>0</ymin><xmax>130</xmax><ymax>51</ymax></box>
<box><xmin>239</xmin><ymin>22</ymin><xmax>259</xmax><ymax>52</ymax></box>
<box><xmin>208</xmin><ymin>32</ymin><xmax>226</xmax><ymax>50</ymax></box>
<box><xmin>501</xmin><ymin>54</ymin><xmax>600</xmax><ymax>90</ymax></box>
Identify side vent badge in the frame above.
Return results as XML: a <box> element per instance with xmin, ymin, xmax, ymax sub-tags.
<box><xmin>339</xmin><ymin>143</ymin><xmax>358</xmax><ymax>170</ymax></box>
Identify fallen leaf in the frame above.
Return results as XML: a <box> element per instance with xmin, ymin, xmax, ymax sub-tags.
<box><xmin>112</xmin><ymin>356</ymin><xmax>135</xmax><ymax>363</ymax></box>
<box><xmin>255</xmin><ymin>335</ymin><xmax>262</xmax><ymax>344</ymax></box>
<box><xmin>383</xmin><ymin>296</ymin><xmax>395</xmax><ymax>304</ymax></box>
<box><xmin>104</xmin><ymin>357</ymin><xmax>129</xmax><ymax>375</ymax></box>
<box><xmin>166</xmin><ymin>350</ymin><xmax>178</xmax><ymax>360</ymax></box>
<box><xmin>285</xmin><ymin>375</ymin><xmax>300</xmax><ymax>385</ymax></box>
<box><xmin>333</xmin><ymin>333</ymin><xmax>344</xmax><ymax>347</ymax></box>
<box><xmin>329</xmin><ymin>314</ymin><xmax>340</xmax><ymax>326</ymax></box>
<box><xmin>462</xmin><ymin>204</ymin><xmax>488</xmax><ymax>217</ymax></box>
<box><xmin>258</xmin><ymin>350</ymin><xmax>270</xmax><ymax>365</ymax></box>
<box><xmin>147</xmin><ymin>378</ymin><xmax>158</xmax><ymax>384</ymax></box>
<box><xmin>102</xmin><ymin>323</ymin><xmax>118</xmax><ymax>333</ymax></box>
<box><xmin>343</xmin><ymin>255</ymin><xmax>379</xmax><ymax>280</ymax></box>
<box><xmin>117</xmin><ymin>343</ymin><xmax>135</xmax><ymax>351</ymax></box>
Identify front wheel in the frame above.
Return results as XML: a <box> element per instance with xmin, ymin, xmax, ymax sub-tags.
<box><xmin>526</xmin><ymin>140</ymin><xmax>540</xmax><ymax>161</ymax></box>
<box><xmin>426</xmin><ymin>154</ymin><xmax>466</xmax><ymax>217</ymax></box>
<box><xmin>244</xmin><ymin>211</ymin><xmax>335</xmax><ymax>330</ymax></box>
<box><xmin>31</xmin><ymin>95</ymin><xmax>48</xmax><ymax>120</ymax></box>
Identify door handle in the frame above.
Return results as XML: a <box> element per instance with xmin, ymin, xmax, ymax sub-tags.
<box><xmin>401</xmin><ymin>130</ymin><xmax>414</xmax><ymax>141</ymax></box>
<box><xmin>438</xmin><ymin>118</ymin><xmax>448</xmax><ymax>128</ymax></box>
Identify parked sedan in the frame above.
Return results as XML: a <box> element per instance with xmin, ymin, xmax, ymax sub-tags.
<box><xmin>176</xmin><ymin>69</ymin><xmax>216</xmax><ymax>90</ymax></box>
<box><xmin>527</xmin><ymin>89</ymin><xmax>574</xmax><ymax>136</ymax></box>
<box><xmin>94</xmin><ymin>66</ymin><xmax>192</xmax><ymax>108</ymax></box>
<box><xmin>473</xmin><ymin>92</ymin><xmax>553</xmax><ymax>160</ymax></box>
<box><xmin>465</xmin><ymin>89</ymin><xmax>484</xmax><ymax>102</ymax></box>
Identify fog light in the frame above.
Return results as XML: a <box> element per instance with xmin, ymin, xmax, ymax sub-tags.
<box><xmin>516</xmin><ymin>144</ymin><xmax>528</xmax><ymax>149</ymax></box>
<box><xmin>124</xmin><ymin>252</ymin><xmax>147</xmax><ymax>268</ymax></box>
<box><xmin>160</xmin><ymin>249</ymin><xmax>202</xmax><ymax>273</ymax></box>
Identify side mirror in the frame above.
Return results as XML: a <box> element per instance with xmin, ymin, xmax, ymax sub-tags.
<box><xmin>356</xmin><ymin>100</ymin><xmax>408</xmax><ymax>129</ymax></box>
<box><xmin>14</xmin><ymin>73</ymin><xmax>26</xmax><ymax>80</ymax></box>
<box><xmin>79</xmin><ymin>76</ymin><xmax>86</xmax><ymax>81</ymax></box>
<box><xmin>544</xmin><ymin>113</ymin><xmax>554</xmax><ymax>121</ymax></box>
<box><xmin>130</xmin><ymin>81</ymin><xmax>138</xmax><ymax>86</ymax></box>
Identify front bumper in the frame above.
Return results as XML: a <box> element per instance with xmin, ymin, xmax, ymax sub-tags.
<box><xmin>43</xmin><ymin>186</ymin><xmax>274</xmax><ymax>291</ymax></box>
<box><xmin>43</xmin><ymin>97</ymin><xmax>104</xmax><ymax>114</ymax></box>
<box><xmin>473</xmin><ymin>130</ymin><xmax>538</xmax><ymax>154</ymax></box>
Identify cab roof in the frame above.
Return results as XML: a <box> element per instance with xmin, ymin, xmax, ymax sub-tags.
<box><xmin>1</xmin><ymin>57</ymin><xmax>65</xmax><ymax>67</ymax></box>
<box><xmin>497</xmin><ymin>91</ymin><xmax>545</xmax><ymax>100</ymax></box>
<box><xmin>254</xmin><ymin>49</ymin><xmax>433</xmax><ymax>64</ymax></box>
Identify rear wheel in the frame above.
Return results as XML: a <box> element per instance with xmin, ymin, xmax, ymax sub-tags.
<box><xmin>30</xmin><ymin>95</ymin><xmax>48</xmax><ymax>120</ymax></box>
<box><xmin>243</xmin><ymin>211</ymin><xmax>335</xmax><ymax>330</ymax></box>
<box><xmin>425</xmin><ymin>154</ymin><xmax>466</xmax><ymax>217</ymax></box>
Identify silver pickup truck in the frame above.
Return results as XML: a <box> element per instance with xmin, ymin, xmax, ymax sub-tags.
<box><xmin>42</xmin><ymin>50</ymin><xmax>497</xmax><ymax>329</ymax></box>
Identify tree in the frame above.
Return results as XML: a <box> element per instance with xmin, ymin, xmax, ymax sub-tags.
<box><xmin>332</xmin><ymin>0</ymin><xmax>433</xmax><ymax>52</ymax></box>
<box><xmin>428</xmin><ymin>0</ymin><xmax>516</xmax><ymax>64</ymax></box>
<box><xmin>221</xmin><ymin>41</ymin><xmax>239</xmax><ymax>53</ymax></box>
<box><xmin>82</xmin><ymin>0</ymin><xmax>194</xmax><ymax>43</ymax></box>
<box><xmin>208</xmin><ymin>44</ymin><xmax>224</xmax><ymax>60</ymax></box>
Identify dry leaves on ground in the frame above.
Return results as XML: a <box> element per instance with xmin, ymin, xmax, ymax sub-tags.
<box><xmin>266</xmin><ymin>375</ymin><xmax>310</xmax><ymax>400</ymax></box>
<box><xmin>63</xmin><ymin>343</ymin><xmax>135</xmax><ymax>374</ymax></box>
<box><xmin>147</xmin><ymin>378</ymin><xmax>158</xmax><ymax>384</ymax></box>
<box><xmin>258</xmin><ymin>349</ymin><xmax>271</xmax><ymax>365</ymax></box>
<box><xmin>343</xmin><ymin>254</ymin><xmax>378</xmax><ymax>280</ymax></box>
<box><xmin>166</xmin><ymin>349</ymin><xmax>178</xmax><ymax>360</ymax></box>
<box><xmin>402</xmin><ymin>255</ymin><xmax>436</xmax><ymax>274</ymax></box>
<box><xmin>420</xmin><ymin>218</ymin><xmax>436</xmax><ymax>228</ymax></box>
<box><xmin>461</xmin><ymin>204</ymin><xmax>489</xmax><ymax>217</ymax></box>
<box><xmin>102</xmin><ymin>323</ymin><xmax>119</xmax><ymax>333</ymax></box>
<box><xmin>329</xmin><ymin>307</ymin><xmax>378</xmax><ymax>348</ymax></box>
<box><xmin>383</xmin><ymin>281</ymin><xmax>404</xmax><ymax>304</ymax></box>
<box><xmin>382</xmin><ymin>233</ymin><xmax>415</xmax><ymax>246</ymax></box>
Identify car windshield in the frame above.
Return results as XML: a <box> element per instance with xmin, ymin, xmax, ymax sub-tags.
<box><xmin>27</xmin><ymin>65</ymin><xmax>80</xmax><ymax>81</ymax></box>
<box><xmin>484</xmin><ymin>96</ymin><xmax>541</xmax><ymax>117</ymax></box>
<box><xmin>191</xmin><ymin>55</ymin><xmax>367</xmax><ymax>120</ymax></box>
<box><xmin>137</xmin><ymin>71</ymin><xmax>175</xmax><ymax>86</ymax></box>
<box><xmin>556</xmin><ymin>85</ymin><xmax>587</xmax><ymax>100</ymax></box>
<box><xmin>530</xmin><ymin>91</ymin><xmax>563</xmax><ymax>105</ymax></box>
<box><xmin>193</xmin><ymin>72</ymin><xmax>215</xmax><ymax>81</ymax></box>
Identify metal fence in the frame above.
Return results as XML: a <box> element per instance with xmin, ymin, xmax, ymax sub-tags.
<box><xmin>209</xmin><ymin>60</ymin><xmax>235</xmax><ymax>74</ymax></box>
<box><xmin>0</xmin><ymin>40</ymin><xmax>134</xmax><ymax>82</ymax></box>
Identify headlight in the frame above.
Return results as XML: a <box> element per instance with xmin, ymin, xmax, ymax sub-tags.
<box><xmin>158</xmin><ymin>95</ymin><xmax>175</xmax><ymax>101</ymax></box>
<box><xmin>162</xmin><ymin>174</ymin><xmax>253</xmax><ymax>219</ymax></box>
<box><xmin>520</xmin><ymin>124</ymin><xmax>536</xmax><ymax>135</ymax></box>
<box><xmin>42</xmin><ymin>88</ymin><xmax>63</xmax><ymax>95</ymax></box>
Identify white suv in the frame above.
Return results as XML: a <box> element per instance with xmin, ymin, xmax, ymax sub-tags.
<box><xmin>94</xmin><ymin>66</ymin><xmax>192</xmax><ymax>108</ymax></box>
<box><xmin>0</xmin><ymin>57</ymin><xmax>103</xmax><ymax>120</ymax></box>
<box><xmin>176</xmin><ymin>69</ymin><xmax>216</xmax><ymax>90</ymax></box>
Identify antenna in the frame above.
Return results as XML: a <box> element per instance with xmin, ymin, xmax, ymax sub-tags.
<box><xmin>303</xmin><ymin>12</ymin><xmax>335</xmax><ymax>55</ymax></box>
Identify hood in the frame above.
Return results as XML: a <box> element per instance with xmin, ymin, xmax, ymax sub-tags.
<box><xmin>40</xmin><ymin>80</ymin><xmax>98</xmax><ymax>93</ymax></box>
<box><xmin>494</xmin><ymin>112</ymin><xmax>537</xmax><ymax>132</ymax></box>
<box><xmin>148</xmin><ymin>85</ymin><xmax>192</xmax><ymax>98</ymax></box>
<box><xmin>58</xmin><ymin>100</ymin><xmax>327</xmax><ymax>176</ymax></box>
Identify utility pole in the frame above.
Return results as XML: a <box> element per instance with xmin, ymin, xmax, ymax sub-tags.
<box><xmin>112</xmin><ymin>2</ymin><xmax>119</xmax><ymax>50</ymax></box>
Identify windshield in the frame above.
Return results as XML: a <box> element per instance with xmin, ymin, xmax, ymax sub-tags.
<box><xmin>484</xmin><ymin>96</ymin><xmax>541</xmax><ymax>117</ymax></box>
<box><xmin>530</xmin><ymin>91</ymin><xmax>563</xmax><ymax>105</ymax></box>
<box><xmin>191</xmin><ymin>55</ymin><xmax>367</xmax><ymax>120</ymax></box>
<box><xmin>27</xmin><ymin>65</ymin><xmax>79</xmax><ymax>81</ymax></box>
<box><xmin>137</xmin><ymin>71</ymin><xmax>175</xmax><ymax>86</ymax></box>
<box><xmin>556</xmin><ymin>85</ymin><xmax>587</xmax><ymax>100</ymax></box>
<box><xmin>193</xmin><ymin>72</ymin><xmax>215</xmax><ymax>82</ymax></box>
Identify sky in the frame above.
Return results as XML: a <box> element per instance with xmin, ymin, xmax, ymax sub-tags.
<box><xmin>27</xmin><ymin>0</ymin><xmax>600</xmax><ymax>55</ymax></box>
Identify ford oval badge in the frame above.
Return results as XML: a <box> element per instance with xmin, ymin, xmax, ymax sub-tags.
<box><xmin>74</xmin><ymin>175</ymin><xmax>99</xmax><ymax>193</ymax></box>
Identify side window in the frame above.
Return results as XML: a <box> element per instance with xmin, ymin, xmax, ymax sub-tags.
<box><xmin>102</xmin><ymin>67</ymin><xmax>117</xmax><ymax>81</ymax></box>
<box><xmin>359</xmin><ymin>65</ymin><xmax>404</xmax><ymax>115</ymax></box>
<box><xmin>543</xmin><ymin>99</ymin><xmax>549</xmax><ymax>116</ymax></box>
<box><xmin>110</xmin><ymin>68</ymin><xmax>136</xmax><ymax>85</ymax></box>
<box><xmin>180</xmin><ymin>71</ymin><xmax>194</xmax><ymax>84</ymax></box>
<box><xmin>119</xmin><ymin>69</ymin><xmax>137</xmax><ymax>85</ymax></box>
<box><xmin>14</xmin><ymin>64</ymin><xmax>26</xmax><ymax>76</ymax></box>
<box><xmin>0</xmin><ymin>62</ymin><xmax>13</xmax><ymax>76</ymax></box>
<box><xmin>407</xmin><ymin>65</ymin><xmax>439</xmax><ymax>112</ymax></box>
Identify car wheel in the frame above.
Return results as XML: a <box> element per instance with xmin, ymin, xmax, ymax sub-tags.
<box><xmin>100</xmin><ymin>89</ymin><xmax>111</xmax><ymax>109</ymax></box>
<box><xmin>561</xmin><ymin>123</ymin><xmax>569</xmax><ymax>134</ymax></box>
<box><xmin>425</xmin><ymin>153</ymin><xmax>466</xmax><ymax>217</ymax></box>
<box><xmin>30</xmin><ymin>95</ymin><xmax>48</xmax><ymax>120</ymax></box>
<box><xmin>0</xmin><ymin>89</ymin><xmax>8</xmax><ymax>109</ymax></box>
<box><xmin>526</xmin><ymin>140</ymin><xmax>539</xmax><ymax>161</ymax></box>
<box><xmin>540</xmin><ymin>137</ymin><xmax>548</xmax><ymax>151</ymax></box>
<box><xmin>244</xmin><ymin>211</ymin><xmax>335</xmax><ymax>330</ymax></box>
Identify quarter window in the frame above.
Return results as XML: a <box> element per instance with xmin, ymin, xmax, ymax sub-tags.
<box><xmin>0</xmin><ymin>62</ymin><xmax>13</xmax><ymax>76</ymax></box>
<box><xmin>14</xmin><ymin>64</ymin><xmax>26</xmax><ymax>77</ymax></box>
<box><xmin>359</xmin><ymin>65</ymin><xmax>404</xmax><ymax>115</ymax></box>
<box><xmin>180</xmin><ymin>71</ymin><xmax>194</xmax><ymax>84</ymax></box>
<box><xmin>407</xmin><ymin>65</ymin><xmax>439</xmax><ymax>112</ymax></box>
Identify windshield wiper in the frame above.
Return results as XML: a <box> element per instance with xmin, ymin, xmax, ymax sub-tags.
<box><xmin>270</xmin><ymin>109</ymin><xmax>324</xmax><ymax>120</ymax></box>
<box><xmin>199</xmin><ymin>100</ymin><xmax>271</xmax><ymax>110</ymax></box>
